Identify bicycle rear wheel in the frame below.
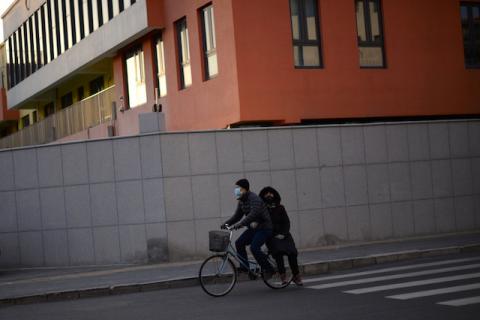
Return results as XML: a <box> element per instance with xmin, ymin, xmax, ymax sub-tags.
<box><xmin>262</xmin><ymin>254</ymin><xmax>293</xmax><ymax>289</ymax></box>
<box><xmin>199</xmin><ymin>254</ymin><xmax>237</xmax><ymax>297</ymax></box>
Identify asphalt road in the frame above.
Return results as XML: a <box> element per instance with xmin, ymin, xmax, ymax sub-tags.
<box><xmin>1</xmin><ymin>253</ymin><xmax>479</xmax><ymax>320</ymax></box>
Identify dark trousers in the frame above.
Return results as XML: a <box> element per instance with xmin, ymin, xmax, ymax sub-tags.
<box><xmin>274</xmin><ymin>253</ymin><xmax>300</xmax><ymax>276</ymax></box>
<box><xmin>235</xmin><ymin>228</ymin><xmax>274</xmax><ymax>273</ymax></box>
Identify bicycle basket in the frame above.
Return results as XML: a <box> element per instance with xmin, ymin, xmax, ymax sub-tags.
<box><xmin>209</xmin><ymin>230</ymin><xmax>230</xmax><ymax>252</ymax></box>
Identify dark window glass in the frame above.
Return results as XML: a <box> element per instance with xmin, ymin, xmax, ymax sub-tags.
<box><xmin>200</xmin><ymin>4</ymin><xmax>218</xmax><ymax>80</ymax></box>
<box><xmin>119</xmin><ymin>0</ymin><xmax>124</xmax><ymax>12</ymax></box>
<box><xmin>40</xmin><ymin>6</ymin><xmax>49</xmax><ymax>64</ymax></box>
<box><xmin>47</xmin><ymin>0</ymin><xmax>57</xmax><ymax>59</ymax></box>
<box><xmin>18</xmin><ymin>28</ymin><xmax>25</xmax><ymax>80</ymax></box>
<box><xmin>355</xmin><ymin>0</ymin><xmax>386</xmax><ymax>68</ymax></box>
<box><xmin>289</xmin><ymin>0</ymin><xmax>322</xmax><ymax>68</ymax></box>
<box><xmin>22</xmin><ymin>115</ymin><xmax>30</xmax><ymax>127</ymax></box>
<box><xmin>7</xmin><ymin>37</ymin><xmax>15</xmax><ymax>88</ymax></box>
<box><xmin>461</xmin><ymin>2</ymin><xmax>480</xmax><ymax>67</ymax></box>
<box><xmin>53</xmin><ymin>0</ymin><xmax>62</xmax><ymax>56</ymax></box>
<box><xmin>5</xmin><ymin>37</ymin><xmax>13</xmax><ymax>89</ymax></box>
<box><xmin>97</xmin><ymin>0</ymin><xmax>104</xmax><ymax>27</ymax></box>
<box><xmin>107</xmin><ymin>0</ymin><xmax>114</xmax><ymax>19</ymax></box>
<box><xmin>131</xmin><ymin>0</ymin><xmax>136</xmax><ymax>4</ymax></box>
<box><xmin>87</xmin><ymin>0</ymin><xmax>94</xmax><ymax>34</ymax></box>
<box><xmin>62</xmin><ymin>0</ymin><xmax>72</xmax><ymax>50</ymax></box>
<box><xmin>78</xmin><ymin>86</ymin><xmax>85</xmax><ymax>100</ymax></box>
<box><xmin>32</xmin><ymin>111</ymin><xmax>38</xmax><ymax>123</ymax></box>
<box><xmin>29</xmin><ymin>17</ymin><xmax>36</xmax><ymax>73</ymax></box>
<box><xmin>13</xmin><ymin>32</ymin><xmax>20</xmax><ymax>84</ymax></box>
<box><xmin>44</xmin><ymin>102</ymin><xmax>55</xmax><ymax>117</ymax></box>
<box><xmin>61</xmin><ymin>92</ymin><xmax>73</xmax><ymax>108</ymax></box>
<box><xmin>175</xmin><ymin>17</ymin><xmax>192</xmax><ymax>89</ymax></box>
<box><xmin>34</xmin><ymin>11</ymin><xmax>43</xmax><ymax>69</ymax></box>
<box><xmin>89</xmin><ymin>76</ymin><xmax>104</xmax><ymax>94</ymax></box>
<box><xmin>70</xmin><ymin>0</ymin><xmax>77</xmax><ymax>44</ymax></box>
<box><xmin>23</xmin><ymin>23</ymin><xmax>30</xmax><ymax>77</ymax></box>
<box><xmin>78</xmin><ymin>0</ymin><xmax>85</xmax><ymax>39</ymax></box>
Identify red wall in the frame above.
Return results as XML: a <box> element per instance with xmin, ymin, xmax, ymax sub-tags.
<box><xmin>154</xmin><ymin>0</ymin><xmax>241</xmax><ymax>131</ymax></box>
<box><xmin>231</xmin><ymin>0</ymin><xmax>480</xmax><ymax>124</ymax></box>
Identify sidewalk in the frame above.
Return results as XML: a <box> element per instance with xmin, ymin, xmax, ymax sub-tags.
<box><xmin>1</xmin><ymin>232</ymin><xmax>479</xmax><ymax>306</ymax></box>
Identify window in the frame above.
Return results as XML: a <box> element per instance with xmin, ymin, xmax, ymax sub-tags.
<box><xmin>22</xmin><ymin>115</ymin><xmax>30</xmax><ymax>127</ymax></box>
<box><xmin>290</xmin><ymin>0</ymin><xmax>322</xmax><ymax>68</ymax></box>
<box><xmin>355</xmin><ymin>0</ymin><xmax>386</xmax><ymax>68</ymax></box>
<box><xmin>32</xmin><ymin>111</ymin><xmax>38</xmax><ymax>123</ymax></box>
<box><xmin>78</xmin><ymin>86</ymin><xmax>85</xmax><ymax>101</ymax></box>
<box><xmin>61</xmin><ymin>92</ymin><xmax>73</xmax><ymax>108</ymax></box>
<box><xmin>44</xmin><ymin>102</ymin><xmax>55</xmax><ymax>117</ymax></box>
<box><xmin>89</xmin><ymin>76</ymin><xmax>104</xmax><ymax>94</ymax></box>
<box><xmin>461</xmin><ymin>2</ymin><xmax>480</xmax><ymax>68</ymax></box>
<box><xmin>200</xmin><ymin>4</ymin><xmax>218</xmax><ymax>79</ymax></box>
<box><xmin>125</xmin><ymin>47</ymin><xmax>147</xmax><ymax>108</ymax></box>
<box><xmin>154</xmin><ymin>36</ymin><xmax>167</xmax><ymax>97</ymax></box>
<box><xmin>176</xmin><ymin>18</ymin><xmax>192</xmax><ymax>89</ymax></box>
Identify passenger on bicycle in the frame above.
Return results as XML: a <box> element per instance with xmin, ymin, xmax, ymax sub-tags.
<box><xmin>259</xmin><ymin>186</ymin><xmax>303</xmax><ymax>286</ymax></box>
<box><xmin>221</xmin><ymin>179</ymin><xmax>275</xmax><ymax>279</ymax></box>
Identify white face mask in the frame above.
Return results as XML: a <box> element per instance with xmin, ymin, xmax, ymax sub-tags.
<box><xmin>234</xmin><ymin>187</ymin><xmax>242</xmax><ymax>199</ymax></box>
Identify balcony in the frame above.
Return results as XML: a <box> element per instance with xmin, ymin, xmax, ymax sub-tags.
<box><xmin>0</xmin><ymin>86</ymin><xmax>115</xmax><ymax>149</ymax></box>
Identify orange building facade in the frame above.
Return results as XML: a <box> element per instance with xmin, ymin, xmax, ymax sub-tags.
<box><xmin>1</xmin><ymin>0</ymin><xmax>479</xmax><ymax>145</ymax></box>
<box><xmin>117</xmin><ymin>0</ymin><xmax>480</xmax><ymax>132</ymax></box>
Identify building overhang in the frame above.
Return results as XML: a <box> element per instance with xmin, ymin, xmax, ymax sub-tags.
<box><xmin>7</xmin><ymin>0</ymin><xmax>162</xmax><ymax>110</ymax></box>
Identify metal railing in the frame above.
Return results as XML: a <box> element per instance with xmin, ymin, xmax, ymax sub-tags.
<box><xmin>0</xmin><ymin>85</ymin><xmax>115</xmax><ymax>149</ymax></box>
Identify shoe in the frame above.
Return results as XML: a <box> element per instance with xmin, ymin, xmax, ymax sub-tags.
<box><xmin>293</xmin><ymin>274</ymin><xmax>303</xmax><ymax>286</ymax></box>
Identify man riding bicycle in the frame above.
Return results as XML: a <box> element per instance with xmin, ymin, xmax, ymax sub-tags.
<box><xmin>221</xmin><ymin>179</ymin><xmax>275</xmax><ymax>279</ymax></box>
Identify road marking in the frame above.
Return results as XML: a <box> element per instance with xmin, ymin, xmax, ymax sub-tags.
<box><xmin>437</xmin><ymin>296</ymin><xmax>480</xmax><ymax>306</ymax></box>
<box><xmin>302</xmin><ymin>257</ymin><xmax>480</xmax><ymax>284</ymax></box>
<box><xmin>386</xmin><ymin>283</ymin><xmax>480</xmax><ymax>300</ymax></box>
<box><xmin>307</xmin><ymin>263</ymin><xmax>480</xmax><ymax>289</ymax></box>
<box><xmin>343</xmin><ymin>272</ymin><xmax>480</xmax><ymax>294</ymax></box>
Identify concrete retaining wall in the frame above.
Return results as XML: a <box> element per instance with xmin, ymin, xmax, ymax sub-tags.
<box><xmin>1</xmin><ymin>120</ymin><xmax>479</xmax><ymax>267</ymax></box>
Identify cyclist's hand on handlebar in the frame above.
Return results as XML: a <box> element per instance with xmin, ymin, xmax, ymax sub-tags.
<box><xmin>233</xmin><ymin>223</ymin><xmax>243</xmax><ymax>230</ymax></box>
<box><xmin>220</xmin><ymin>224</ymin><xmax>228</xmax><ymax>230</ymax></box>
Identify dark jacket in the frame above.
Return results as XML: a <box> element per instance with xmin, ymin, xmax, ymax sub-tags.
<box><xmin>260</xmin><ymin>186</ymin><xmax>298</xmax><ymax>256</ymax></box>
<box><xmin>224</xmin><ymin>191</ymin><xmax>273</xmax><ymax>230</ymax></box>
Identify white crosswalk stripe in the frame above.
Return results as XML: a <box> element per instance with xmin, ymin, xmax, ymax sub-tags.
<box><xmin>386</xmin><ymin>283</ymin><xmax>480</xmax><ymax>300</ymax></box>
<box><xmin>304</xmin><ymin>258</ymin><xmax>480</xmax><ymax>308</ymax></box>
<box><xmin>344</xmin><ymin>272</ymin><xmax>480</xmax><ymax>294</ymax></box>
<box><xmin>303</xmin><ymin>257</ymin><xmax>480</xmax><ymax>284</ymax></box>
<box><xmin>308</xmin><ymin>263</ymin><xmax>480</xmax><ymax>289</ymax></box>
<box><xmin>437</xmin><ymin>296</ymin><xmax>480</xmax><ymax>306</ymax></box>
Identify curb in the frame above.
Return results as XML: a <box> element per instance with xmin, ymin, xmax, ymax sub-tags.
<box><xmin>1</xmin><ymin>243</ymin><xmax>479</xmax><ymax>307</ymax></box>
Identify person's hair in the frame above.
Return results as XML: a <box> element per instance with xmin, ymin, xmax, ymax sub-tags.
<box><xmin>235</xmin><ymin>178</ymin><xmax>250</xmax><ymax>191</ymax></box>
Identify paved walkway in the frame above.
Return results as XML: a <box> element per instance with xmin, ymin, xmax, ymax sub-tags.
<box><xmin>1</xmin><ymin>232</ymin><xmax>479</xmax><ymax>305</ymax></box>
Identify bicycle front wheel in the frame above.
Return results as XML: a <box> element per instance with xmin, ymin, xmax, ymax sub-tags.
<box><xmin>199</xmin><ymin>254</ymin><xmax>237</xmax><ymax>297</ymax></box>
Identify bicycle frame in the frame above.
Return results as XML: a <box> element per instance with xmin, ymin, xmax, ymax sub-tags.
<box><xmin>221</xmin><ymin>227</ymin><xmax>260</xmax><ymax>274</ymax></box>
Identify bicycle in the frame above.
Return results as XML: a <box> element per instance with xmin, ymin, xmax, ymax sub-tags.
<box><xmin>198</xmin><ymin>225</ymin><xmax>293</xmax><ymax>297</ymax></box>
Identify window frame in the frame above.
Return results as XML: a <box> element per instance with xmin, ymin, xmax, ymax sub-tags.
<box><xmin>124</xmin><ymin>46</ymin><xmax>147</xmax><ymax>108</ymax></box>
<box><xmin>461</xmin><ymin>2</ymin><xmax>480</xmax><ymax>68</ymax></box>
<box><xmin>289</xmin><ymin>0</ymin><xmax>323</xmax><ymax>69</ymax></box>
<box><xmin>154</xmin><ymin>34</ymin><xmax>168</xmax><ymax>98</ymax></box>
<box><xmin>355</xmin><ymin>0</ymin><xmax>387</xmax><ymax>69</ymax></box>
<box><xmin>175</xmin><ymin>17</ymin><xmax>192</xmax><ymax>90</ymax></box>
<box><xmin>199</xmin><ymin>3</ymin><xmax>219</xmax><ymax>80</ymax></box>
